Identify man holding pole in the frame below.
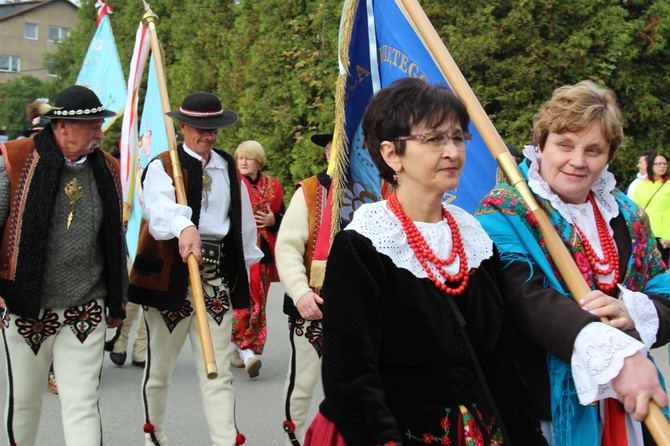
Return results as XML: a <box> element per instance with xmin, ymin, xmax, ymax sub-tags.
<box><xmin>128</xmin><ymin>91</ymin><xmax>261</xmax><ymax>446</ymax></box>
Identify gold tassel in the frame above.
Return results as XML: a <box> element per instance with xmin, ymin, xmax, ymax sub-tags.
<box><xmin>328</xmin><ymin>0</ymin><xmax>360</xmax><ymax>246</ymax></box>
<box><xmin>309</xmin><ymin>259</ymin><xmax>328</xmax><ymax>289</ymax></box>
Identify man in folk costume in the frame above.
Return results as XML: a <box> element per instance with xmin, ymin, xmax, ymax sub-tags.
<box><xmin>276</xmin><ymin>132</ymin><xmax>332</xmax><ymax>445</ymax></box>
<box><xmin>0</xmin><ymin>85</ymin><xmax>127</xmax><ymax>446</ymax></box>
<box><xmin>128</xmin><ymin>92</ymin><xmax>262</xmax><ymax>446</ymax></box>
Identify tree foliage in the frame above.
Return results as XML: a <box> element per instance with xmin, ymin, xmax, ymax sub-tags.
<box><xmin>36</xmin><ymin>0</ymin><xmax>670</xmax><ymax>194</ymax></box>
<box><xmin>0</xmin><ymin>76</ymin><xmax>60</xmax><ymax>139</ymax></box>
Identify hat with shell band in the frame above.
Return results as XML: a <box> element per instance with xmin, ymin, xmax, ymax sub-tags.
<box><xmin>42</xmin><ymin>85</ymin><xmax>116</xmax><ymax>120</ymax></box>
<box><xmin>166</xmin><ymin>92</ymin><xmax>238</xmax><ymax>129</ymax></box>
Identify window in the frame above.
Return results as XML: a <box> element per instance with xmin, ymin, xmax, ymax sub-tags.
<box><xmin>48</xmin><ymin>26</ymin><xmax>70</xmax><ymax>43</ymax></box>
<box><xmin>24</xmin><ymin>23</ymin><xmax>38</xmax><ymax>40</ymax></box>
<box><xmin>0</xmin><ymin>55</ymin><xmax>20</xmax><ymax>73</ymax></box>
<box><xmin>46</xmin><ymin>62</ymin><xmax>58</xmax><ymax>78</ymax></box>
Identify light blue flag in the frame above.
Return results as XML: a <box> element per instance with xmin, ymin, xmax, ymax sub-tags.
<box><xmin>336</xmin><ymin>0</ymin><xmax>497</xmax><ymax>223</ymax></box>
<box><xmin>125</xmin><ymin>55</ymin><xmax>169</xmax><ymax>260</ymax></box>
<box><xmin>75</xmin><ymin>15</ymin><xmax>126</xmax><ymax>129</ymax></box>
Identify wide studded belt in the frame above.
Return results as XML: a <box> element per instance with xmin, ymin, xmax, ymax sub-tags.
<box><xmin>200</xmin><ymin>239</ymin><xmax>224</xmax><ymax>280</ymax></box>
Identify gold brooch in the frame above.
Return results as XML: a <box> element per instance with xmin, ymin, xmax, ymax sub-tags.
<box><xmin>64</xmin><ymin>178</ymin><xmax>83</xmax><ymax>230</ymax></box>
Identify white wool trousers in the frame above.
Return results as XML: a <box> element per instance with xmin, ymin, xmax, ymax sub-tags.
<box><xmin>2</xmin><ymin>298</ymin><xmax>106</xmax><ymax>446</ymax></box>
<box><xmin>283</xmin><ymin>318</ymin><xmax>323</xmax><ymax>446</ymax></box>
<box><xmin>141</xmin><ymin>281</ymin><xmax>238</xmax><ymax>446</ymax></box>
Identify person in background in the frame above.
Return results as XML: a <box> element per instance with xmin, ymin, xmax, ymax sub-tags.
<box><xmin>127</xmin><ymin>92</ymin><xmax>261</xmax><ymax>446</ymax></box>
<box><xmin>627</xmin><ymin>150</ymin><xmax>653</xmax><ymax>200</ymax></box>
<box><xmin>476</xmin><ymin>80</ymin><xmax>670</xmax><ymax>444</ymax></box>
<box><xmin>23</xmin><ymin>119</ymin><xmax>47</xmax><ymax>139</ymax></box>
<box><xmin>230</xmin><ymin>140</ymin><xmax>285</xmax><ymax>378</ymax></box>
<box><xmin>633</xmin><ymin>151</ymin><xmax>670</xmax><ymax>267</ymax></box>
<box><xmin>0</xmin><ymin>85</ymin><xmax>126</xmax><ymax>446</ymax></box>
<box><xmin>106</xmin><ymin>299</ymin><xmax>147</xmax><ymax>368</ymax></box>
<box><xmin>305</xmin><ymin>78</ymin><xmax>546</xmax><ymax>445</ymax></box>
<box><xmin>276</xmin><ymin>131</ymin><xmax>331</xmax><ymax>445</ymax></box>
<box><xmin>507</xmin><ymin>143</ymin><xmax>522</xmax><ymax>164</ymax></box>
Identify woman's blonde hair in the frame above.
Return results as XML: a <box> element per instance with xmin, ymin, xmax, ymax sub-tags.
<box><xmin>234</xmin><ymin>140</ymin><xmax>265</xmax><ymax>169</ymax></box>
<box><xmin>532</xmin><ymin>80</ymin><xmax>624</xmax><ymax>162</ymax></box>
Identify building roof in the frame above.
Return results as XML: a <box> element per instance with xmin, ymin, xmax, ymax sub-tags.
<box><xmin>0</xmin><ymin>0</ymin><xmax>78</xmax><ymax>23</ymax></box>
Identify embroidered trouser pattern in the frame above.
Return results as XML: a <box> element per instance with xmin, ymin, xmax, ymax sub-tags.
<box><xmin>2</xmin><ymin>298</ymin><xmax>106</xmax><ymax>446</ymax></box>
<box><xmin>283</xmin><ymin>317</ymin><xmax>323</xmax><ymax>446</ymax></box>
<box><xmin>141</xmin><ymin>280</ymin><xmax>238</xmax><ymax>446</ymax></box>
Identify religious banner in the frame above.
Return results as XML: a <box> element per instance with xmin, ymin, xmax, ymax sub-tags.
<box><xmin>125</xmin><ymin>55</ymin><xmax>168</xmax><ymax>260</ymax></box>
<box><xmin>75</xmin><ymin>14</ymin><xmax>126</xmax><ymax>131</ymax></box>
<box><xmin>332</xmin><ymin>0</ymin><xmax>497</xmax><ymax>223</ymax></box>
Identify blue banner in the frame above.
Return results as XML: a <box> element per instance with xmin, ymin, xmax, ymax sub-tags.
<box><xmin>125</xmin><ymin>55</ymin><xmax>169</xmax><ymax>260</ymax></box>
<box><xmin>75</xmin><ymin>15</ymin><xmax>127</xmax><ymax>129</ymax></box>
<box><xmin>337</xmin><ymin>0</ymin><xmax>497</xmax><ymax>221</ymax></box>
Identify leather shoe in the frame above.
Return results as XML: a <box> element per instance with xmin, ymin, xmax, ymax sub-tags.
<box><xmin>230</xmin><ymin>350</ymin><xmax>244</xmax><ymax>368</ymax></box>
<box><xmin>131</xmin><ymin>360</ymin><xmax>145</xmax><ymax>368</ymax></box>
<box><xmin>245</xmin><ymin>357</ymin><xmax>262</xmax><ymax>379</ymax></box>
<box><xmin>109</xmin><ymin>351</ymin><xmax>127</xmax><ymax>366</ymax></box>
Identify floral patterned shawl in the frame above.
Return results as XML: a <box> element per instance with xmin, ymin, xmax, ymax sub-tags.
<box><xmin>475</xmin><ymin>160</ymin><xmax>670</xmax><ymax>445</ymax></box>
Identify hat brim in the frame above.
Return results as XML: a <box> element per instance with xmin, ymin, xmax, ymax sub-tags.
<box><xmin>310</xmin><ymin>133</ymin><xmax>333</xmax><ymax>147</ymax></box>
<box><xmin>24</xmin><ymin>127</ymin><xmax>43</xmax><ymax>137</ymax></box>
<box><xmin>43</xmin><ymin>109</ymin><xmax>117</xmax><ymax>120</ymax></box>
<box><xmin>166</xmin><ymin>110</ymin><xmax>239</xmax><ymax>129</ymax></box>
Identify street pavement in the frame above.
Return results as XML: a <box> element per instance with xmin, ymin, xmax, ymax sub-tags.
<box><xmin>1</xmin><ymin>282</ymin><xmax>670</xmax><ymax>445</ymax></box>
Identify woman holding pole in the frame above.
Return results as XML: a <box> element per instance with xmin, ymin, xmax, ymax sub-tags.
<box><xmin>305</xmin><ymin>78</ymin><xmax>547</xmax><ymax>445</ymax></box>
<box><xmin>476</xmin><ymin>80</ymin><xmax>670</xmax><ymax>445</ymax></box>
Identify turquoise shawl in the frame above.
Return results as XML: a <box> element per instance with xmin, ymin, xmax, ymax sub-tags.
<box><xmin>475</xmin><ymin>164</ymin><xmax>670</xmax><ymax>445</ymax></box>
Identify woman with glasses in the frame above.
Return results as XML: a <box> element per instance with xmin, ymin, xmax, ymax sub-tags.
<box><xmin>476</xmin><ymin>81</ymin><xmax>670</xmax><ymax>444</ymax></box>
<box><xmin>304</xmin><ymin>78</ymin><xmax>546</xmax><ymax>445</ymax></box>
<box><xmin>633</xmin><ymin>151</ymin><xmax>670</xmax><ymax>266</ymax></box>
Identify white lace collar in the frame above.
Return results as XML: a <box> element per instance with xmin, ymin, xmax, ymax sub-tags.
<box><xmin>523</xmin><ymin>145</ymin><xmax>619</xmax><ymax>225</ymax></box>
<box><xmin>345</xmin><ymin>200</ymin><xmax>493</xmax><ymax>279</ymax></box>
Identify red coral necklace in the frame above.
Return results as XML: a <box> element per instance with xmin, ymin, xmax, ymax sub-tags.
<box><xmin>387</xmin><ymin>192</ymin><xmax>469</xmax><ymax>295</ymax></box>
<box><xmin>573</xmin><ymin>193</ymin><xmax>620</xmax><ymax>294</ymax></box>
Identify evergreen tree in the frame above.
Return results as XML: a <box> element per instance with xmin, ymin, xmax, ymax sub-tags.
<box><xmin>41</xmin><ymin>0</ymin><xmax>670</xmax><ymax>193</ymax></box>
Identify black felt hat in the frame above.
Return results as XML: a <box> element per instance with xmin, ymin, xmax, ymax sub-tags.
<box><xmin>310</xmin><ymin>131</ymin><xmax>333</xmax><ymax>147</ymax></box>
<box><xmin>23</xmin><ymin>116</ymin><xmax>47</xmax><ymax>137</ymax></box>
<box><xmin>42</xmin><ymin>85</ymin><xmax>116</xmax><ymax>120</ymax></box>
<box><xmin>166</xmin><ymin>92</ymin><xmax>238</xmax><ymax>129</ymax></box>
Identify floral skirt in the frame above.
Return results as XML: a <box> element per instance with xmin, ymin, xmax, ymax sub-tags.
<box><xmin>231</xmin><ymin>261</ymin><xmax>272</xmax><ymax>354</ymax></box>
<box><xmin>304</xmin><ymin>404</ymin><xmax>504</xmax><ymax>446</ymax></box>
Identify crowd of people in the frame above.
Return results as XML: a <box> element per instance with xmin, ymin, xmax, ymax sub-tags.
<box><xmin>0</xmin><ymin>78</ymin><xmax>669</xmax><ymax>446</ymax></box>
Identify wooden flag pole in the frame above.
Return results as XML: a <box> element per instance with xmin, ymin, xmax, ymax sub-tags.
<box><xmin>398</xmin><ymin>0</ymin><xmax>670</xmax><ymax>441</ymax></box>
<box><xmin>141</xmin><ymin>10</ymin><xmax>218</xmax><ymax>380</ymax></box>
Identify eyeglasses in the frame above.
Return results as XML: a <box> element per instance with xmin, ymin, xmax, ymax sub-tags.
<box><xmin>654</xmin><ymin>162</ymin><xmax>668</xmax><ymax>166</ymax></box>
<box><xmin>393</xmin><ymin>131</ymin><xmax>472</xmax><ymax>152</ymax></box>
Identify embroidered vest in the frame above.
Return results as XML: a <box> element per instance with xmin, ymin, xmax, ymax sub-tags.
<box><xmin>128</xmin><ymin>146</ymin><xmax>251</xmax><ymax>311</ymax></box>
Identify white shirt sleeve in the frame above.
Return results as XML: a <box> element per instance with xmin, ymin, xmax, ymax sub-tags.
<box><xmin>275</xmin><ymin>187</ymin><xmax>312</xmax><ymax>303</ymax></box>
<box><xmin>240</xmin><ymin>180</ymin><xmax>263</xmax><ymax>273</ymax></box>
<box><xmin>617</xmin><ymin>284</ymin><xmax>659</xmax><ymax>349</ymax></box>
<box><xmin>571</xmin><ymin>322</ymin><xmax>645</xmax><ymax>405</ymax></box>
<box><xmin>141</xmin><ymin>159</ymin><xmax>194</xmax><ymax>240</ymax></box>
